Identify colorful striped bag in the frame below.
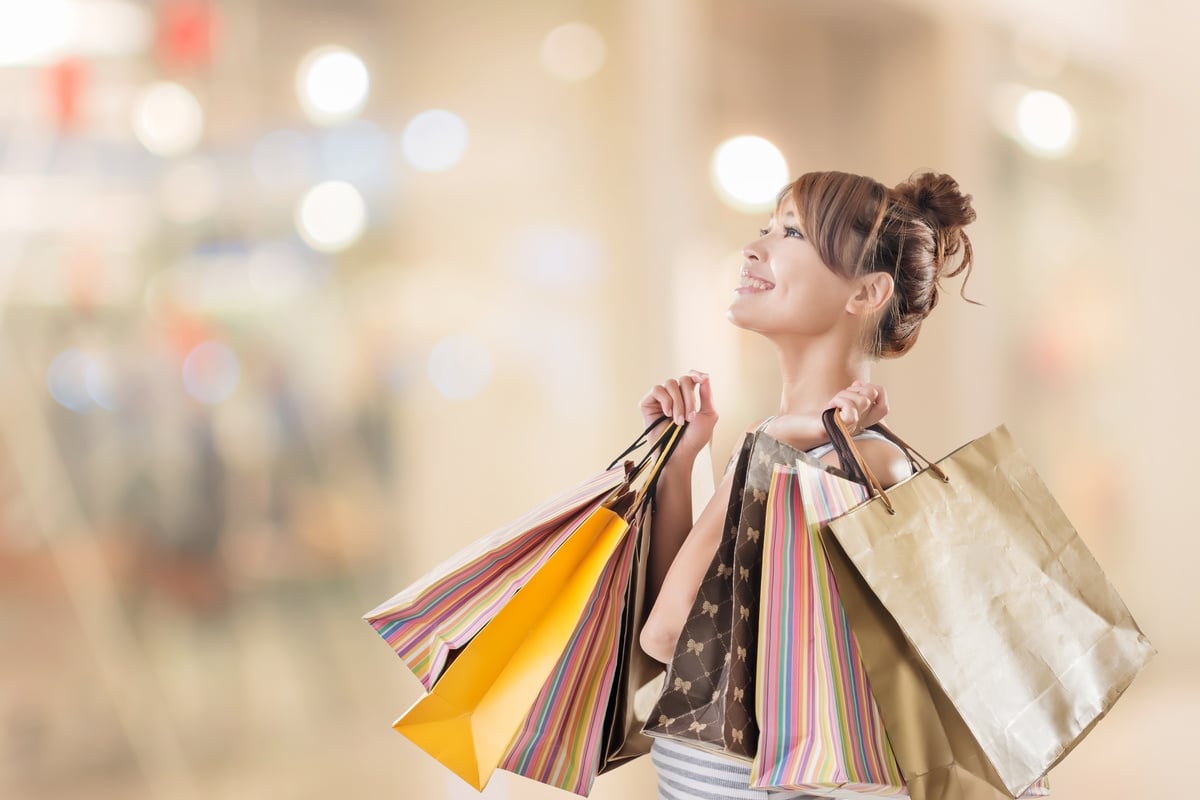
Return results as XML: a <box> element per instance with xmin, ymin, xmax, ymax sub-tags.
<box><xmin>364</xmin><ymin>463</ymin><xmax>627</xmax><ymax>691</ymax></box>
<box><xmin>752</xmin><ymin>461</ymin><xmax>905</xmax><ymax>796</ymax></box>
<box><xmin>365</xmin><ymin>418</ymin><xmax>682</xmax><ymax>794</ymax></box>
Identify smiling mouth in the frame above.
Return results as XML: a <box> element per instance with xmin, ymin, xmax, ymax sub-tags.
<box><xmin>738</xmin><ymin>274</ymin><xmax>775</xmax><ymax>290</ymax></box>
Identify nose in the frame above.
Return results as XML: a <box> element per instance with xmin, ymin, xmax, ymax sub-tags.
<box><xmin>742</xmin><ymin>239</ymin><xmax>763</xmax><ymax>262</ymax></box>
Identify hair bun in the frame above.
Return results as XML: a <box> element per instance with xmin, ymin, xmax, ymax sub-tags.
<box><xmin>893</xmin><ymin>171</ymin><xmax>976</xmax><ymax>232</ymax></box>
<box><xmin>892</xmin><ymin>171</ymin><xmax>976</xmax><ymax>281</ymax></box>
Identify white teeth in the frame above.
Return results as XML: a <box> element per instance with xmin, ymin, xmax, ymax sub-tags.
<box><xmin>739</xmin><ymin>276</ymin><xmax>774</xmax><ymax>290</ymax></box>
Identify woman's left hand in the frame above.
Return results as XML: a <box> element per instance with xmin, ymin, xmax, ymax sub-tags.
<box><xmin>826</xmin><ymin>380</ymin><xmax>889</xmax><ymax>434</ymax></box>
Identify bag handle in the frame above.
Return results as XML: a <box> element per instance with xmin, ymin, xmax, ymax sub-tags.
<box><xmin>607</xmin><ymin>414</ymin><xmax>670</xmax><ymax>471</ymax></box>
<box><xmin>820</xmin><ymin>408</ymin><xmax>949</xmax><ymax>516</ymax></box>
<box><xmin>603</xmin><ymin>414</ymin><xmax>688</xmax><ymax>506</ymax></box>
<box><xmin>632</xmin><ymin>421</ymin><xmax>686</xmax><ymax>507</ymax></box>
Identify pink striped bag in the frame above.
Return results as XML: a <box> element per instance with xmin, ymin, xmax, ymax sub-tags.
<box><xmin>366</xmin><ymin>418</ymin><xmax>682</xmax><ymax>795</ymax></box>
<box><xmin>363</xmin><ymin>464</ymin><xmax>627</xmax><ymax>690</ymax></box>
<box><xmin>753</xmin><ymin>460</ymin><xmax>1050</xmax><ymax>797</ymax></box>
<box><xmin>752</xmin><ymin>462</ymin><xmax>905</xmax><ymax>796</ymax></box>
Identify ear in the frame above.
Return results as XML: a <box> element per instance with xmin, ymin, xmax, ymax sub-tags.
<box><xmin>845</xmin><ymin>271</ymin><xmax>894</xmax><ymax>316</ymax></box>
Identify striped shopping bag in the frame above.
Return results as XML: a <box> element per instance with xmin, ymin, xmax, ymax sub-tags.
<box><xmin>364</xmin><ymin>464</ymin><xmax>627</xmax><ymax>691</ymax></box>
<box><xmin>365</xmin><ymin>418</ymin><xmax>682</xmax><ymax>794</ymax></box>
<box><xmin>752</xmin><ymin>461</ymin><xmax>905</xmax><ymax>796</ymax></box>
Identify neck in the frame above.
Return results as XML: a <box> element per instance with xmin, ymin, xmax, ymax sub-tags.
<box><xmin>768</xmin><ymin>330</ymin><xmax>870</xmax><ymax>417</ymax></box>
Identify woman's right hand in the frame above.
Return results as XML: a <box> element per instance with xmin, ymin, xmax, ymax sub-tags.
<box><xmin>637</xmin><ymin>369</ymin><xmax>718</xmax><ymax>463</ymax></box>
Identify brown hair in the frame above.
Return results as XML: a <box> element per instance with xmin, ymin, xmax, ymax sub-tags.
<box><xmin>779</xmin><ymin>170</ymin><xmax>978</xmax><ymax>358</ymax></box>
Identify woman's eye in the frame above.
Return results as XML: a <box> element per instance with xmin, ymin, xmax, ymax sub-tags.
<box><xmin>784</xmin><ymin>226</ymin><xmax>804</xmax><ymax>239</ymax></box>
<box><xmin>758</xmin><ymin>227</ymin><xmax>770</xmax><ymax>237</ymax></box>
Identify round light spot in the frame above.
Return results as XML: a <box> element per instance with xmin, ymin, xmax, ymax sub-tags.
<box><xmin>1015</xmin><ymin>89</ymin><xmax>1078</xmax><ymax>157</ymax></box>
<box><xmin>711</xmin><ymin>135</ymin><xmax>789</xmax><ymax>212</ymax></box>
<box><xmin>182</xmin><ymin>340</ymin><xmax>240</xmax><ymax>404</ymax></box>
<box><xmin>294</xmin><ymin>180</ymin><xmax>367</xmax><ymax>253</ymax></box>
<box><xmin>47</xmin><ymin>348</ymin><xmax>94</xmax><ymax>413</ymax></box>
<box><xmin>0</xmin><ymin>0</ymin><xmax>78</xmax><ymax>67</ymax></box>
<box><xmin>131</xmin><ymin>81</ymin><xmax>204</xmax><ymax>158</ymax></box>
<box><xmin>160</xmin><ymin>158</ymin><xmax>221</xmax><ymax>223</ymax></box>
<box><xmin>296</xmin><ymin>45</ymin><xmax>370</xmax><ymax>125</ymax></box>
<box><xmin>401</xmin><ymin>109</ymin><xmax>468</xmax><ymax>172</ymax></box>
<box><xmin>539</xmin><ymin>22</ymin><xmax>606</xmax><ymax>82</ymax></box>
<box><xmin>427</xmin><ymin>334</ymin><xmax>492</xmax><ymax>400</ymax></box>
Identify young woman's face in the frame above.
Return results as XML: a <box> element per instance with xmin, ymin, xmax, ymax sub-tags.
<box><xmin>726</xmin><ymin>193</ymin><xmax>855</xmax><ymax>337</ymax></box>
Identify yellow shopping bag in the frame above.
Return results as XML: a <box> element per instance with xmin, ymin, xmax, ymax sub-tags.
<box><xmin>393</xmin><ymin>422</ymin><xmax>685</xmax><ymax>791</ymax></box>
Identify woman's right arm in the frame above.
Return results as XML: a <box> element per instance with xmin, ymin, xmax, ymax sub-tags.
<box><xmin>634</xmin><ymin>370</ymin><xmax>720</xmax><ymax>655</ymax></box>
<box><xmin>640</xmin><ymin>438</ymin><xmax>742</xmax><ymax>663</ymax></box>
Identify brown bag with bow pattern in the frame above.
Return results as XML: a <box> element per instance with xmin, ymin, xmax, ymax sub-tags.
<box><xmin>642</xmin><ymin>422</ymin><xmax>857</xmax><ymax>759</ymax></box>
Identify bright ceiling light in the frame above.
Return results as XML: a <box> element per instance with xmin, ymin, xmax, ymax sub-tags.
<box><xmin>295</xmin><ymin>180</ymin><xmax>367</xmax><ymax>253</ymax></box>
<box><xmin>131</xmin><ymin>81</ymin><xmax>204</xmax><ymax>158</ymax></box>
<box><xmin>0</xmin><ymin>0</ymin><xmax>79</xmax><ymax>66</ymax></box>
<box><xmin>711</xmin><ymin>135</ymin><xmax>789</xmax><ymax>212</ymax></box>
<box><xmin>296</xmin><ymin>45</ymin><xmax>370</xmax><ymax>125</ymax></box>
<box><xmin>1014</xmin><ymin>89</ymin><xmax>1078</xmax><ymax>157</ymax></box>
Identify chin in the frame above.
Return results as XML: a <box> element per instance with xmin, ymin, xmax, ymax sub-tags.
<box><xmin>725</xmin><ymin>306</ymin><xmax>763</xmax><ymax>334</ymax></box>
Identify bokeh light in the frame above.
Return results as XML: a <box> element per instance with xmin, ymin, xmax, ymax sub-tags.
<box><xmin>182</xmin><ymin>340</ymin><xmax>241</xmax><ymax>404</ymax></box>
<box><xmin>401</xmin><ymin>109</ymin><xmax>469</xmax><ymax>172</ymax></box>
<box><xmin>74</xmin><ymin>0</ymin><xmax>150</xmax><ymax>59</ymax></box>
<box><xmin>427</xmin><ymin>334</ymin><xmax>492</xmax><ymax>400</ymax></box>
<box><xmin>1015</xmin><ymin>89</ymin><xmax>1078</xmax><ymax>157</ymax></box>
<box><xmin>131</xmin><ymin>81</ymin><xmax>205</xmax><ymax>158</ymax></box>
<box><xmin>296</xmin><ymin>45</ymin><xmax>370</xmax><ymax>125</ymax></box>
<box><xmin>294</xmin><ymin>180</ymin><xmax>367</xmax><ymax>253</ymax></box>
<box><xmin>711</xmin><ymin>135</ymin><xmax>789</xmax><ymax>212</ymax></box>
<box><xmin>539</xmin><ymin>22</ymin><xmax>606</xmax><ymax>81</ymax></box>
<box><xmin>0</xmin><ymin>0</ymin><xmax>78</xmax><ymax>66</ymax></box>
<box><xmin>47</xmin><ymin>348</ymin><xmax>95</xmax><ymax>413</ymax></box>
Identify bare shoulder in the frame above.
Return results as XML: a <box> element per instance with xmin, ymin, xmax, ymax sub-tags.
<box><xmin>816</xmin><ymin>437</ymin><xmax>914</xmax><ymax>489</ymax></box>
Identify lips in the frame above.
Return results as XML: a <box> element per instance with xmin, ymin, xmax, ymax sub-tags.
<box><xmin>738</xmin><ymin>268</ymin><xmax>775</xmax><ymax>290</ymax></box>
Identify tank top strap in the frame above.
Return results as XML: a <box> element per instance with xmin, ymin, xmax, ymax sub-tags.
<box><xmin>807</xmin><ymin>427</ymin><xmax>916</xmax><ymax>473</ymax></box>
<box><xmin>755</xmin><ymin>415</ymin><xmax>777</xmax><ymax>433</ymax></box>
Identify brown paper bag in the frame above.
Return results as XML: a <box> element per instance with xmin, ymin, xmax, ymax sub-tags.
<box><xmin>817</xmin><ymin>411</ymin><xmax>1155</xmax><ymax>799</ymax></box>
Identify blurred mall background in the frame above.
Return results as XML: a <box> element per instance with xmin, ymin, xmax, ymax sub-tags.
<box><xmin>0</xmin><ymin>0</ymin><xmax>1194</xmax><ymax>798</ymax></box>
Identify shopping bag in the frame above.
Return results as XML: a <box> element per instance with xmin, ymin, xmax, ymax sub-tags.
<box><xmin>751</xmin><ymin>462</ymin><xmax>905</xmax><ymax>796</ymax></box>
<box><xmin>393</xmin><ymin>494</ymin><xmax>632</xmax><ymax>790</ymax></box>
<box><xmin>364</xmin><ymin>466</ymin><xmax>627</xmax><ymax>690</ymax></box>
<box><xmin>498</xmin><ymin>490</ymin><xmax>641</xmax><ymax>794</ymax></box>
<box><xmin>643</xmin><ymin>421</ymin><xmax>860</xmax><ymax>759</ymax></box>
<box><xmin>757</xmin><ymin>458</ymin><xmax>1050</xmax><ymax>798</ymax></box>
<box><xmin>596</xmin><ymin>497</ymin><xmax>668</xmax><ymax>772</ymax></box>
<box><xmin>379</xmin><ymin>419</ymin><xmax>684</xmax><ymax>792</ymax></box>
<box><xmin>815</xmin><ymin>409</ymin><xmax>1153</xmax><ymax>800</ymax></box>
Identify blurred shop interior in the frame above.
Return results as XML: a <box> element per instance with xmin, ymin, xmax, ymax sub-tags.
<box><xmin>0</xmin><ymin>1</ymin><xmax>1196</xmax><ymax>798</ymax></box>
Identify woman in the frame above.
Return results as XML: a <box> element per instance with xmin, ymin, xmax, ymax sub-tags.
<box><xmin>636</xmin><ymin>169</ymin><xmax>978</xmax><ymax>799</ymax></box>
